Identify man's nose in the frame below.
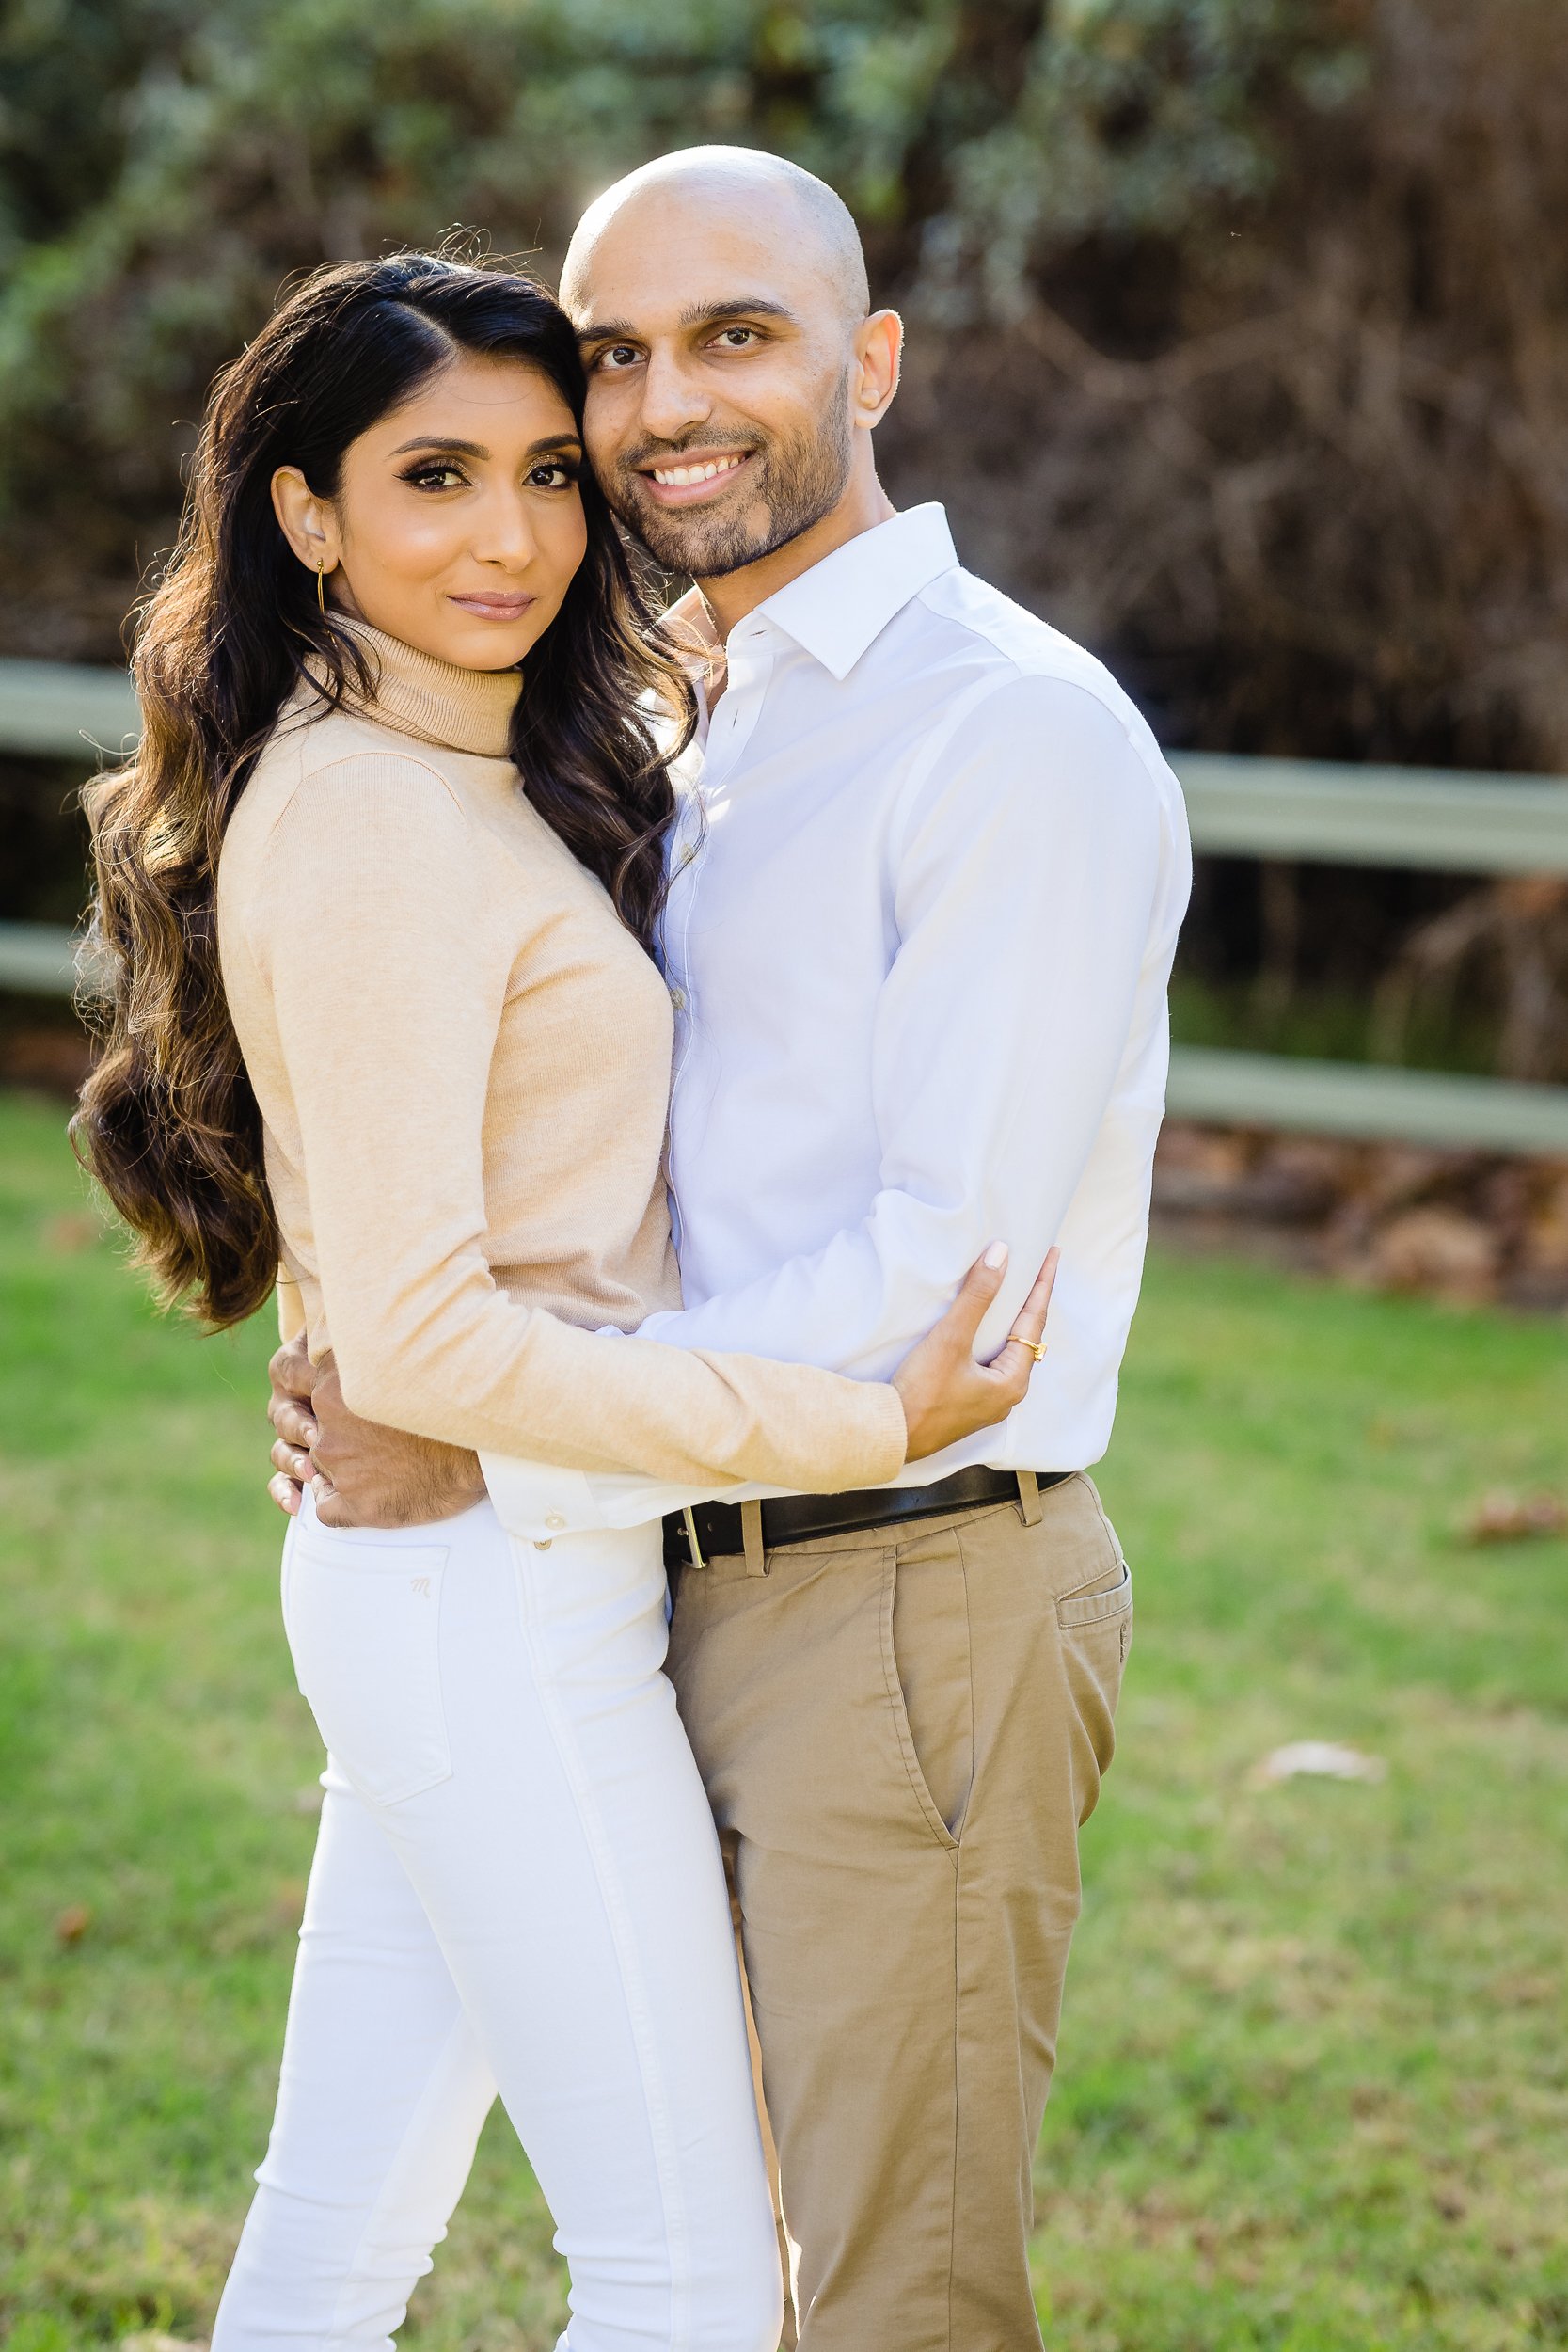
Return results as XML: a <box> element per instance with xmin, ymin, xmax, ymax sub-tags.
<box><xmin>638</xmin><ymin>347</ymin><xmax>711</xmax><ymax>446</ymax></box>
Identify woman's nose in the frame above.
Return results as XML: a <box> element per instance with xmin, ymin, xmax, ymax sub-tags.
<box><xmin>472</xmin><ymin>490</ymin><xmax>539</xmax><ymax>569</ymax></box>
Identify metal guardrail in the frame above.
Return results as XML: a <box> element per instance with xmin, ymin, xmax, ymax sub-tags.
<box><xmin>5</xmin><ymin>661</ymin><xmax>1568</xmax><ymax>1153</ymax></box>
<box><xmin>1166</xmin><ymin>754</ymin><xmax>1568</xmax><ymax>1150</ymax></box>
<box><xmin>0</xmin><ymin>659</ymin><xmax>139</xmax><ymax>758</ymax></box>
<box><xmin>1167</xmin><ymin>1046</ymin><xmax>1568</xmax><ymax>1154</ymax></box>
<box><xmin>1170</xmin><ymin>752</ymin><xmax>1568</xmax><ymax>878</ymax></box>
<box><xmin>0</xmin><ymin>920</ymin><xmax>80</xmax><ymax>996</ymax></box>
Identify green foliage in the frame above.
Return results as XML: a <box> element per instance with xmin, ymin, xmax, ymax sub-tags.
<box><xmin>7</xmin><ymin>0</ymin><xmax>1568</xmax><ymax>807</ymax></box>
<box><xmin>3</xmin><ymin>1083</ymin><xmax>1566</xmax><ymax>2347</ymax></box>
<box><xmin>0</xmin><ymin>0</ymin><xmax>1347</xmax><ymax>572</ymax></box>
<box><xmin>931</xmin><ymin>0</ymin><xmax>1363</xmax><ymax>312</ymax></box>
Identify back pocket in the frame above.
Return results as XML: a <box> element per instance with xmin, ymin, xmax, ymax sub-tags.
<box><xmin>1057</xmin><ymin>1557</ymin><xmax>1132</xmax><ymax>1639</ymax></box>
<box><xmin>283</xmin><ymin>1527</ymin><xmax>452</xmax><ymax>1806</ymax></box>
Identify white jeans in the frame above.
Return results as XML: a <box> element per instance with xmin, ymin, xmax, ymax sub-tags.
<box><xmin>212</xmin><ymin>1494</ymin><xmax>780</xmax><ymax>2352</ymax></box>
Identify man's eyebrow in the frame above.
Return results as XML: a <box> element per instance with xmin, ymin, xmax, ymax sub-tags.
<box><xmin>386</xmin><ymin>433</ymin><xmax>583</xmax><ymax>459</ymax></box>
<box><xmin>678</xmin><ymin>296</ymin><xmax>797</xmax><ymax>330</ymax></box>
<box><xmin>575</xmin><ymin>297</ymin><xmax>798</xmax><ymax>346</ymax></box>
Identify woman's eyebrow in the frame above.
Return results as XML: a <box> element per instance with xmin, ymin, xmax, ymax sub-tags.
<box><xmin>387</xmin><ymin>434</ymin><xmax>584</xmax><ymax>459</ymax></box>
<box><xmin>388</xmin><ymin>435</ymin><xmax>488</xmax><ymax>458</ymax></box>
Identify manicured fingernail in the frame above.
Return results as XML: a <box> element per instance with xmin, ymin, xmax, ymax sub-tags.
<box><xmin>984</xmin><ymin>1241</ymin><xmax>1008</xmax><ymax>1270</ymax></box>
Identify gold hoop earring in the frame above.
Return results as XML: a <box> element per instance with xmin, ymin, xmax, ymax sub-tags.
<box><xmin>315</xmin><ymin>561</ymin><xmax>326</xmax><ymax>613</ymax></box>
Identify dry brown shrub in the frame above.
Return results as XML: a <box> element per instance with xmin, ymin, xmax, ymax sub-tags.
<box><xmin>883</xmin><ymin>0</ymin><xmax>1568</xmax><ymax>777</ymax></box>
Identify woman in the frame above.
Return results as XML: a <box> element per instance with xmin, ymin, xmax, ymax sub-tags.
<box><xmin>74</xmin><ymin>253</ymin><xmax>1053</xmax><ymax>2352</ymax></box>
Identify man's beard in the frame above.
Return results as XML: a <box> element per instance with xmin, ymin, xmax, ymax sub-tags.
<box><xmin>606</xmin><ymin>373</ymin><xmax>854</xmax><ymax>580</ymax></box>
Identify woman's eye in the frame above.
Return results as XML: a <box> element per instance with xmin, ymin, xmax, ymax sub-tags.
<box><xmin>528</xmin><ymin>462</ymin><xmax>576</xmax><ymax>489</ymax></box>
<box><xmin>404</xmin><ymin>463</ymin><xmax>467</xmax><ymax>491</ymax></box>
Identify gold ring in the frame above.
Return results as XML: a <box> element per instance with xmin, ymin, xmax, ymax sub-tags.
<box><xmin>1011</xmin><ymin>1335</ymin><xmax>1047</xmax><ymax>1361</ymax></box>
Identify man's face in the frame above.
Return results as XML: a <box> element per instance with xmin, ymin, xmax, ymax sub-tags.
<box><xmin>570</xmin><ymin>195</ymin><xmax>857</xmax><ymax>579</ymax></box>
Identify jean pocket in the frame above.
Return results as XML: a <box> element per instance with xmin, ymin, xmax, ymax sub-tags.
<box><xmin>282</xmin><ymin>1527</ymin><xmax>452</xmax><ymax>1806</ymax></box>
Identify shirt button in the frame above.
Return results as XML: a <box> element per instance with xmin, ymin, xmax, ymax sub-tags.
<box><xmin>532</xmin><ymin>1539</ymin><xmax>552</xmax><ymax>1552</ymax></box>
<box><xmin>546</xmin><ymin>1512</ymin><xmax>566</xmax><ymax>1531</ymax></box>
<box><xmin>669</xmin><ymin>986</ymin><xmax>687</xmax><ymax>1011</ymax></box>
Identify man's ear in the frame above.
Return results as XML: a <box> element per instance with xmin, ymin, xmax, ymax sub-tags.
<box><xmin>271</xmin><ymin>464</ymin><xmax>341</xmax><ymax>583</ymax></box>
<box><xmin>852</xmin><ymin>310</ymin><xmax>903</xmax><ymax>429</ymax></box>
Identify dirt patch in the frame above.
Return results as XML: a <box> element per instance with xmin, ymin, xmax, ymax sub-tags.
<box><xmin>1154</xmin><ymin>1122</ymin><xmax>1568</xmax><ymax>1311</ymax></box>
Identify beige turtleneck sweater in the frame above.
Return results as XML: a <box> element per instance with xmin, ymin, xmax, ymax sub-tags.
<box><xmin>215</xmin><ymin>622</ymin><xmax>907</xmax><ymax>1489</ymax></box>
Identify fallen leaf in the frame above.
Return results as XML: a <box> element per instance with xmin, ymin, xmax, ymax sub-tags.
<box><xmin>1256</xmin><ymin>1741</ymin><xmax>1386</xmax><ymax>1786</ymax></box>
<box><xmin>54</xmin><ymin>1902</ymin><xmax>92</xmax><ymax>1945</ymax></box>
<box><xmin>1463</xmin><ymin>1490</ymin><xmax>1568</xmax><ymax>1544</ymax></box>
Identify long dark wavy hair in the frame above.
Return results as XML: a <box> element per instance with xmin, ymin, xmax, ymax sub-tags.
<box><xmin>72</xmin><ymin>251</ymin><xmax>693</xmax><ymax>1331</ymax></box>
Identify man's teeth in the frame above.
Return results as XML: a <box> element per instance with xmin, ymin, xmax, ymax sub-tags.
<box><xmin>651</xmin><ymin>454</ymin><xmax>745</xmax><ymax>486</ymax></box>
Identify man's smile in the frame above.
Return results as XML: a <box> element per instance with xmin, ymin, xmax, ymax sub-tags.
<box><xmin>635</xmin><ymin>448</ymin><xmax>756</xmax><ymax>507</ymax></box>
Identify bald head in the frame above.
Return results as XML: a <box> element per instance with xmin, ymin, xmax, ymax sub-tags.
<box><xmin>562</xmin><ymin>146</ymin><xmax>869</xmax><ymax>329</ymax></box>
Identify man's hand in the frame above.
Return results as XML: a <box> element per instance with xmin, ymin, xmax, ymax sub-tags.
<box><xmin>267</xmin><ymin>1342</ymin><xmax>487</xmax><ymax>1529</ymax></box>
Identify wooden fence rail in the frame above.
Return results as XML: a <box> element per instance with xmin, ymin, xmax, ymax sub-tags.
<box><xmin>5</xmin><ymin>660</ymin><xmax>1568</xmax><ymax>1153</ymax></box>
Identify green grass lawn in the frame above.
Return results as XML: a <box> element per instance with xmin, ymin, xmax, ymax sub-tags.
<box><xmin>1</xmin><ymin>1086</ymin><xmax>1564</xmax><ymax>2352</ymax></box>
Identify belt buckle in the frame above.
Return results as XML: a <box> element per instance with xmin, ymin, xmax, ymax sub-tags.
<box><xmin>681</xmin><ymin>1506</ymin><xmax>706</xmax><ymax>1572</ymax></box>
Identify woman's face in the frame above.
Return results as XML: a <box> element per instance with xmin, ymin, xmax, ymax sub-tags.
<box><xmin>272</xmin><ymin>353</ymin><xmax>589</xmax><ymax>672</ymax></box>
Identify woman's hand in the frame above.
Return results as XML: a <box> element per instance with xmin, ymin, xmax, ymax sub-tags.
<box><xmin>892</xmin><ymin>1244</ymin><xmax>1059</xmax><ymax>1463</ymax></box>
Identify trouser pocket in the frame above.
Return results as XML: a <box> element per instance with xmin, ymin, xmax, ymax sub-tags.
<box><xmin>883</xmin><ymin>1529</ymin><xmax>974</xmax><ymax>1846</ymax></box>
<box><xmin>282</xmin><ymin>1523</ymin><xmax>453</xmax><ymax>1806</ymax></box>
<box><xmin>1056</xmin><ymin>1555</ymin><xmax>1132</xmax><ymax>1820</ymax></box>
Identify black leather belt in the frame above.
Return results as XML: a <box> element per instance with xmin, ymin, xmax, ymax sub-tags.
<box><xmin>662</xmin><ymin>1466</ymin><xmax>1071</xmax><ymax>1571</ymax></box>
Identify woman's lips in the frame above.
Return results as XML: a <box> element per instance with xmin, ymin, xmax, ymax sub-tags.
<box><xmin>448</xmin><ymin>593</ymin><xmax>537</xmax><ymax>621</ymax></box>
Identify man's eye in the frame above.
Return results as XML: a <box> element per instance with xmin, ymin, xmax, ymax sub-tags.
<box><xmin>595</xmin><ymin>344</ymin><xmax>641</xmax><ymax>372</ymax></box>
<box><xmin>715</xmin><ymin>328</ymin><xmax>758</xmax><ymax>350</ymax></box>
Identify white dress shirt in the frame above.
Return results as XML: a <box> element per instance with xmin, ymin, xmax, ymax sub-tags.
<box><xmin>482</xmin><ymin>504</ymin><xmax>1191</xmax><ymax>1538</ymax></box>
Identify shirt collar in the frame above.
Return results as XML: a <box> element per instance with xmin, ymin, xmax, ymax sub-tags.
<box><xmin>741</xmin><ymin>503</ymin><xmax>958</xmax><ymax>682</ymax></box>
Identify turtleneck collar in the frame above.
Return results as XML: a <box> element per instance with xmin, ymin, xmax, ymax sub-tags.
<box><xmin>333</xmin><ymin>616</ymin><xmax>522</xmax><ymax>759</ymax></box>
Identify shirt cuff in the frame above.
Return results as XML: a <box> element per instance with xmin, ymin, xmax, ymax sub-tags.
<box><xmin>478</xmin><ymin>1455</ymin><xmax>606</xmax><ymax>1543</ymax></box>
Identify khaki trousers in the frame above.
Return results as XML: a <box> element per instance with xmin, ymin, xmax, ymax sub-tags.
<box><xmin>665</xmin><ymin>1472</ymin><xmax>1132</xmax><ymax>2352</ymax></box>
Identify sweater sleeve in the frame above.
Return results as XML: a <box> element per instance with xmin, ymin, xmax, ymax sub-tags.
<box><xmin>247</xmin><ymin>755</ymin><xmax>907</xmax><ymax>1488</ymax></box>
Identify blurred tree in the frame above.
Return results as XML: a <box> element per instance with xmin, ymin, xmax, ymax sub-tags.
<box><xmin>1</xmin><ymin>0</ymin><xmax>1564</xmax><ymax>787</ymax></box>
<box><xmin>0</xmin><ymin>0</ymin><xmax>1351</xmax><ymax>652</ymax></box>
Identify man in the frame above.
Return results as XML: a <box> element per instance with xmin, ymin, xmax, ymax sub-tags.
<box><xmin>269</xmin><ymin>149</ymin><xmax>1190</xmax><ymax>2350</ymax></box>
